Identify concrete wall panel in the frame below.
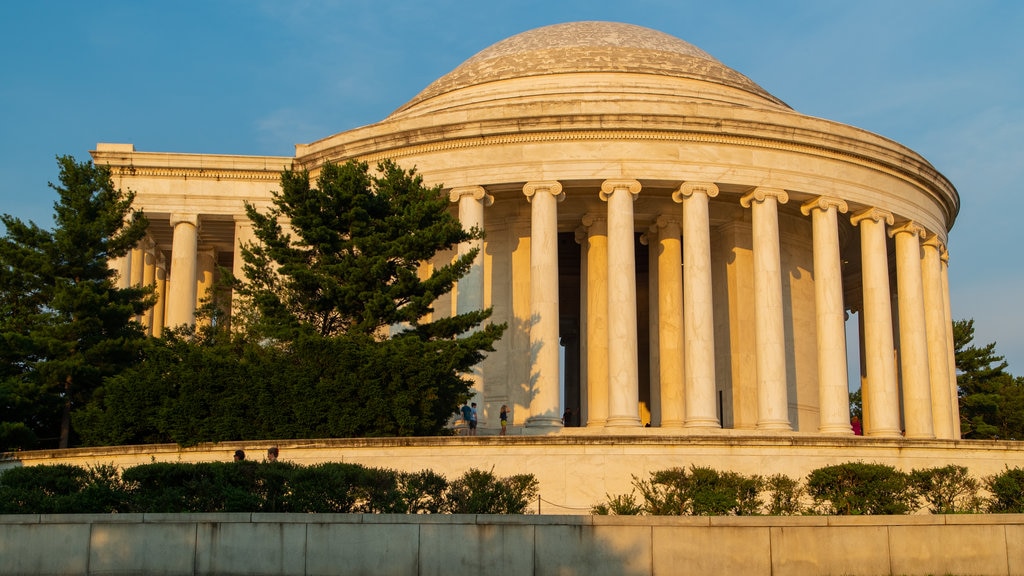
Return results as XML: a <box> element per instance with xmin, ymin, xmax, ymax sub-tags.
<box><xmin>419</xmin><ymin>522</ymin><xmax>535</xmax><ymax>576</ymax></box>
<box><xmin>653</xmin><ymin>526</ymin><xmax>770</xmax><ymax>575</ymax></box>
<box><xmin>304</xmin><ymin>522</ymin><xmax>418</xmax><ymax>576</ymax></box>
<box><xmin>889</xmin><ymin>524</ymin><xmax>1009</xmax><ymax>576</ymax></box>
<box><xmin>0</xmin><ymin>522</ymin><xmax>91</xmax><ymax>575</ymax></box>
<box><xmin>534</xmin><ymin>524</ymin><xmax>651</xmax><ymax>576</ymax></box>
<box><xmin>770</xmin><ymin>525</ymin><xmax>891</xmax><ymax>576</ymax></box>
<box><xmin>195</xmin><ymin>521</ymin><xmax>307</xmax><ymax>576</ymax></box>
<box><xmin>89</xmin><ymin>521</ymin><xmax>198</xmax><ymax>576</ymax></box>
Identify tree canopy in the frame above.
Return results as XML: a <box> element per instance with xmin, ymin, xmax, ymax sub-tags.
<box><xmin>0</xmin><ymin>156</ymin><xmax>151</xmax><ymax>450</ymax></box>
<box><xmin>955</xmin><ymin>318</ymin><xmax>1024</xmax><ymax>439</ymax></box>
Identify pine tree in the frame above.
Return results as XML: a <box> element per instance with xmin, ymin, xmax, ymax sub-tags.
<box><xmin>954</xmin><ymin>318</ymin><xmax>1024</xmax><ymax>439</ymax></box>
<box><xmin>0</xmin><ymin>156</ymin><xmax>151</xmax><ymax>450</ymax></box>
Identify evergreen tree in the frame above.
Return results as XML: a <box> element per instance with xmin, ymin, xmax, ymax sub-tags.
<box><xmin>238</xmin><ymin>159</ymin><xmax>496</xmax><ymax>341</ymax></box>
<box><xmin>0</xmin><ymin>156</ymin><xmax>151</xmax><ymax>450</ymax></box>
<box><xmin>955</xmin><ymin>319</ymin><xmax>1024</xmax><ymax>439</ymax></box>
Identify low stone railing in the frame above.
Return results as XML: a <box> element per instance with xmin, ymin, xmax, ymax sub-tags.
<box><xmin>2</xmin><ymin>512</ymin><xmax>1023</xmax><ymax>575</ymax></box>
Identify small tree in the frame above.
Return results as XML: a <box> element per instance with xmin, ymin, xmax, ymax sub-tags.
<box><xmin>0</xmin><ymin>156</ymin><xmax>150</xmax><ymax>449</ymax></box>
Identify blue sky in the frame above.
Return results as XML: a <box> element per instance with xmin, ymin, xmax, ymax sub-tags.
<box><xmin>2</xmin><ymin>1</ymin><xmax>1023</xmax><ymax>375</ymax></box>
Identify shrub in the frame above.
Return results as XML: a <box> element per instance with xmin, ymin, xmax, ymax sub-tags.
<box><xmin>0</xmin><ymin>463</ymin><xmax>129</xmax><ymax>514</ymax></box>
<box><xmin>985</xmin><ymin>467</ymin><xmax>1024</xmax><ymax>513</ymax></box>
<box><xmin>910</xmin><ymin>465</ymin><xmax>982</xmax><ymax>514</ymax></box>
<box><xmin>806</xmin><ymin>462</ymin><xmax>915</xmax><ymax>515</ymax></box>
<box><xmin>444</xmin><ymin>468</ymin><xmax>538</xmax><ymax>514</ymax></box>
<box><xmin>763</xmin><ymin>474</ymin><xmax>806</xmax><ymax>515</ymax></box>
<box><xmin>591</xmin><ymin>492</ymin><xmax>643</xmax><ymax>515</ymax></box>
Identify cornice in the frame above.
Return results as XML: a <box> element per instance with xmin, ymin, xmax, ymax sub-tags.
<box><xmin>107</xmin><ymin>166</ymin><xmax>284</xmax><ymax>182</ymax></box>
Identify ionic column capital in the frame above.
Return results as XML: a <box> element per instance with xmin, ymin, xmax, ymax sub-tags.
<box><xmin>599</xmin><ymin>179</ymin><xmax>641</xmax><ymax>202</ymax></box>
<box><xmin>170</xmin><ymin>213</ymin><xmax>200</xmax><ymax>228</ymax></box>
<box><xmin>580</xmin><ymin>212</ymin><xmax>606</xmax><ymax>228</ymax></box>
<box><xmin>740</xmin><ymin>187</ymin><xmax>789</xmax><ymax>208</ymax></box>
<box><xmin>888</xmin><ymin>221</ymin><xmax>927</xmax><ymax>240</ymax></box>
<box><xmin>672</xmin><ymin>181</ymin><xmax>719</xmax><ymax>203</ymax></box>
<box><xmin>656</xmin><ymin>214</ymin><xmax>681</xmax><ymax>230</ymax></box>
<box><xmin>523</xmin><ymin>181</ymin><xmax>564</xmax><ymax>202</ymax></box>
<box><xmin>449</xmin><ymin>185</ymin><xmax>494</xmax><ymax>207</ymax></box>
<box><xmin>850</xmin><ymin>207</ymin><xmax>894</xmax><ymax>227</ymax></box>
<box><xmin>923</xmin><ymin>233</ymin><xmax>946</xmax><ymax>252</ymax></box>
<box><xmin>800</xmin><ymin>196</ymin><xmax>849</xmax><ymax>216</ymax></box>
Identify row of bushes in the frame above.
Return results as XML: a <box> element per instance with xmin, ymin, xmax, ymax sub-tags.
<box><xmin>0</xmin><ymin>462</ymin><xmax>538</xmax><ymax>515</ymax></box>
<box><xmin>591</xmin><ymin>462</ymin><xmax>1024</xmax><ymax>516</ymax></box>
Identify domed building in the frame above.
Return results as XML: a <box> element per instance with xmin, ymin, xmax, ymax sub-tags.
<box><xmin>93</xmin><ymin>21</ymin><xmax>960</xmax><ymax>440</ymax></box>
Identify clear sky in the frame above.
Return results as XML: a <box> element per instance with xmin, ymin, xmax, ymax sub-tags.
<box><xmin>2</xmin><ymin>1</ymin><xmax>1022</xmax><ymax>375</ymax></box>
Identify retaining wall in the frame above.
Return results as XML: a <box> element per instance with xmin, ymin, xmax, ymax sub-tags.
<box><xmin>1</xmin><ymin>513</ymin><xmax>1023</xmax><ymax>575</ymax></box>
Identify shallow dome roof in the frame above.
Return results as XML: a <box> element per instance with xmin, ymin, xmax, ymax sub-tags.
<box><xmin>390</xmin><ymin>21</ymin><xmax>788</xmax><ymax>117</ymax></box>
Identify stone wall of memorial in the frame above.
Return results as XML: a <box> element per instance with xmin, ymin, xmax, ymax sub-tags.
<box><xmin>5</xmin><ymin>436</ymin><xmax>1024</xmax><ymax>515</ymax></box>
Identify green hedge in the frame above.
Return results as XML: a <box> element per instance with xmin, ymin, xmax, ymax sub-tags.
<box><xmin>593</xmin><ymin>462</ymin><xmax>1024</xmax><ymax>516</ymax></box>
<box><xmin>0</xmin><ymin>462</ymin><xmax>536</xmax><ymax>515</ymax></box>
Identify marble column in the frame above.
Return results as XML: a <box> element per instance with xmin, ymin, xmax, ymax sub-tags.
<box><xmin>152</xmin><ymin>254</ymin><xmax>167</xmax><ymax>338</ymax></box>
<box><xmin>890</xmin><ymin>221</ymin><xmax>934</xmax><ymax>438</ymax></box>
<box><xmin>801</xmin><ymin>197</ymin><xmax>852</xmax><ymax>435</ymax></box>
<box><xmin>581</xmin><ymin>214</ymin><xmax>609</xmax><ymax>428</ymax></box>
<box><xmin>231</xmin><ymin>216</ymin><xmax>256</xmax><ymax>322</ymax></box>
<box><xmin>450</xmin><ymin>186</ymin><xmax>493</xmax><ymax>316</ymax></box>
<box><xmin>741</xmin><ymin>187</ymin><xmax>791</xmax><ymax>431</ymax></box>
<box><xmin>656</xmin><ymin>214</ymin><xmax>685</xmax><ymax>427</ymax></box>
<box><xmin>601</xmin><ymin>179</ymin><xmax>642</xmax><ymax>428</ymax></box>
<box><xmin>850</xmin><ymin>207</ymin><xmax>901</xmax><ymax>437</ymax></box>
<box><xmin>142</xmin><ymin>238</ymin><xmax>157</xmax><ymax>334</ymax></box>
<box><xmin>166</xmin><ymin>213</ymin><xmax>199</xmax><ymax>328</ymax></box>
<box><xmin>644</xmin><ymin>227</ymin><xmax>661</xmax><ymax>426</ymax></box>
<box><xmin>110</xmin><ymin>255</ymin><xmax>131</xmax><ymax>289</ymax></box>
<box><xmin>673</xmin><ymin>182</ymin><xmax>720</xmax><ymax>428</ymax></box>
<box><xmin>941</xmin><ymin>249</ymin><xmax>962</xmax><ymax>438</ymax></box>
<box><xmin>195</xmin><ymin>246</ymin><xmax>217</xmax><ymax>326</ymax></box>
<box><xmin>524</xmin><ymin>181</ymin><xmax>564</xmax><ymax>429</ymax></box>
<box><xmin>922</xmin><ymin>235</ymin><xmax>954</xmax><ymax>438</ymax></box>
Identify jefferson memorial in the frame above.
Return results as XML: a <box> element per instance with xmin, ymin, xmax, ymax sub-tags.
<box><xmin>93</xmin><ymin>21</ymin><xmax>961</xmax><ymax>441</ymax></box>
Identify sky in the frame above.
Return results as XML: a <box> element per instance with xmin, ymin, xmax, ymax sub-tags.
<box><xmin>1</xmin><ymin>1</ymin><xmax>1022</xmax><ymax>375</ymax></box>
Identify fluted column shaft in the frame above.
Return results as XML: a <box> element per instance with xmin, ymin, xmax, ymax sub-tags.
<box><xmin>601</xmin><ymin>179</ymin><xmax>642</xmax><ymax>428</ymax></box>
<box><xmin>581</xmin><ymin>215</ymin><xmax>609</xmax><ymax>427</ymax></box>
<box><xmin>657</xmin><ymin>215</ymin><xmax>685</xmax><ymax>427</ymax></box>
<box><xmin>524</xmin><ymin>181</ymin><xmax>564</xmax><ymax>429</ymax></box>
<box><xmin>941</xmin><ymin>250</ymin><xmax>961</xmax><ymax>438</ymax></box>
<box><xmin>673</xmin><ymin>182</ymin><xmax>720</xmax><ymax>428</ymax></box>
<box><xmin>153</xmin><ymin>255</ymin><xmax>167</xmax><ymax>338</ymax></box>
<box><xmin>166</xmin><ymin>213</ymin><xmax>199</xmax><ymax>328</ymax></box>
<box><xmin>891</xmin><ymin>221</ymin><xmax>934</xmax><ymax>438</ymax></box>
<box><xmin>142</xmin><ymin>238</ymin><xmax>157</xmax><ymax>334</ymax></box>
<box><xmin>851</xmin><ymin>208</ymin><xmax>901</xmax><ymax>437</ymax></box>
<box><xmin>451</xmin><ymin>186</ymin><xmax>493</xmax><ymax>316</ymax></box>
<box><xmin>801</xmin><ymin>197</ymin><xmax>853</xmax><ymax>435</ymax></box>
<box><xmin>922</xmin><ymin>235</ymin><xmax>954</xmax><ymax>438</ymax></box>
<box><xmin>741</xmin><ymin>188</ymin><xmax>791</xmax><ymax>431</ymax></box>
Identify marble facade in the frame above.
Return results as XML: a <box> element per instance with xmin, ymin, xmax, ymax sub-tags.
<box><xmin>93</xmin><ymin>22</ymin><xmax>960</xmax><ymax>439</ymax></box>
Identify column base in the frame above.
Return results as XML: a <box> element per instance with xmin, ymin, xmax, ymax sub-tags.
<box><xmin>604</xmin><ymin>416</ymin><xmax>642</xmax><ymax>428</ymax></box>
<box><xmin>684</xmin><ymin>418</ymin><xmax>721</xmax><ymax>429</ymax></box>
<box><xmin>756</xmin><ymin>420</ymin><xmax>793</xmax><ymax>431</ymax></box>
<box><xmin>818</xmin><ymin>425</ymin><xmax>855</xmax><ymax>435</ymax></box>
<box><xmin>524</xmin><ymin>415</ymin><xmax>564</xmax><ymax>432</ymax></box>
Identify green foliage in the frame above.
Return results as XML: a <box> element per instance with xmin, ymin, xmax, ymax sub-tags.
<box><xmin>955</xmin><ymin>319</ymin><xmax>1024</xmax><ymax>440</ymax></box>
<box><xmin>0</xmin><ymin>461</ymin><xmax>534</xmax><ymax>515</ymax></box>
<box><xmin>0</xmin><ymin>463</ymin><xmax>129</xmax><ymax>514</ymax></box>
<box><xmin>763</xmin><ymin>473</ymin><xmax>806</xmax><ymax>516</ymax></box>
<box><xmin>591</xmin><ymin>492</ymin><xmax>643</xmax><ymax>515</ymax></box>
<box><xmin>443</xmin><ymin>468</ymin><xmax>539</xmax><ymax>514</ymax></box>
<box><xmin>909</xmin><ymin>465</ymin><xmax>982</xmax><ymax>514</ymax></box>
<box><xmin>806</xmin><ymin>462</ymin><xmax>915</xmax><ymax>515</ymax></box>
<box><xmin>0</xmin><ymin>156</ymin><xmax>151</xmax><ymax>450</ymax></box>
<box><xmin>985</xmin><ymin>467</ymin><xmax>1024</xmax><ymax>513</ymax></box>
<box><xmin>611</xmin><ymin>466</ymin><xmax>764</xmax><ymax>516</ymax></box>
